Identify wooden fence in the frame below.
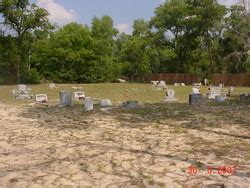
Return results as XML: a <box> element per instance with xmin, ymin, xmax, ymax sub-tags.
<box><xmin>147</xmin><ymin>73</ymin><xmax>250</xmax><ymax>86</ymax></box>
<box><xmin>212</xmin><ymin>74</ymin><xmax>250</xmax><ymax>87</ymax></box>
<box><xmin>146</xmin><ymin>73</ymin><xmax>200</xmax><ymax>85</ymax></box>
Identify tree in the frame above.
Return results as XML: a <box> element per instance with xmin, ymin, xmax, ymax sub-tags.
<box><xmin>1</xmin><ymin>0</ymin><xmax>50</xmax><ymax>83</ymax></box>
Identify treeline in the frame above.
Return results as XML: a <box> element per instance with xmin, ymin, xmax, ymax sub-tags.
<box><xmin>0</xmin><ymin>0</ymin><xmax>249</xmax><ymax>84</ymax></box>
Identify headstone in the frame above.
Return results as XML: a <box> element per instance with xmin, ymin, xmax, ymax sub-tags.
<box><xmin>73</xmin><ymin>91</ymin><xmax>85</xmax><ymax>100</ymax></box>
<box><xmin>181</xmin><ymin>83</ymin><xmax>186</xmax><ymax>86</ymax></box>
<box><xmin>219</xmin><ymin>84</ymin><xmax>224</xmax><ymax>88</ymax></box>
<box><xmin>174</xmin><ymin>83</ymin><xmax>180</xmax><ymax>86</ymax></box>
<box><xmin>227</xmin><ymin>86</ymin><xmax>234</xmax><ymax>96</ymax></box>
<box><xmin>215</xmin><ymin>95</ymin><xmax>225</xmax><ymax>102</ymax></box>
<box><xmin>165</xmin><ymin>89</ymin><xmax>178</xmax><ymax>102</ymax></box>
<box><xmin>100</xmin><ymin>99</ymin><xmax>112</xmax><ymax>107</ymax></box>
<box><xmin>14</xmin><ymin>84</ymin><xmax>32</xmax><ymax>99</ymax></box>
<box><xmin>16</xmin><ymin>94</ymin><xmax>32</xmax><ymax>100</ymax></box>
<box><xmin>36</xmin><ymin>94</ymin><xmax>48</xmax><ymax>103</ymax></box>
<box><xmin>189</xmin><ymin>94</ymin><xmax>202</xmax><ymax>105</ymax></box>
<box><xmin>59</xmin><ymin>91</ymin><xmax>72</xmax><ymax>106</ymax></box>
<box><xmin>159</xmin><ymin>80</ymin><xmax>167</xmax><ymax>89</ymax></box>
<box><xmin>192</xmin><ymin>83</ymin><xmax>202</xmax><ymax>88</ymax></box>
<box><xmin>18</xmin><ymin>84</ymin><xmax>27</xmax><ymax>92</ymax></box>
<box><xmin>84</xmin><ymin>97</ymin><xmax>94</xmax><ymax>111</ymax></box>
<box><xmin>49</xmin><ymin>83</ymin><xmax>56</xmax><ymax>90</ymax></box>
<box><xmin>124</xmin><ymin>101</ymin><xmax>139</xmax><ymax>109</ymax></box>
<box><xmin>204</xmin><ymin>79</ymin><xmax>209</xmax><ymax>85</ymax></box>
<box><xmin>151</xmin><ymin>81</ymin><xmax>158</xmax><ymax>87</ymax></box>
<box><xmin>117</xmin><ymin>79</ymin><xmax>126</xmax><ymax>83</ymax></box>
<box><xmin>240</xmin><ymin>94</ymin><xmax>250</xmax><ymax>101</ymax></box>
<box><xmin>72</xmin><ymin>86</ymin><xmax>83</xmax><ymax>90</ymax></box>
<box><xmin>207</xmin><ymin>87</ymin><xmax>222</xmax><ymax>99</ymax></box>
<box><xmin>192</xmin><ymin>87</ymin><xmax>200</xmax><ymax>94</ymax></box>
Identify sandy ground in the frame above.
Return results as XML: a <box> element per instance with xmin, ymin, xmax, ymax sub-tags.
<box><xmin>0</xmin><ymin>102</ymin><xmax>249</xmax><ymax>188</ymax></box>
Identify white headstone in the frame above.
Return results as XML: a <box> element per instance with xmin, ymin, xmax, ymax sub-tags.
<box><xmin>49</xmin><ymin>83</ymin><xmax>56</xmax><ymax>89</ymax></box>
<box><xmin>159</xmin><ymin>80</ymin><xmax>167</xmax><ymax>89</ymax></box>
<box><xmin>165</xmin><ymin>89</ymin><xmax>178</xmax><ymax>102</ymax></box>
<box><xmin>73</xmin><ymin>91</ymin><xmax>85</xmax><ymax>100</ymax></box>
<box><xmin>100</xmin><ymin>99</ymin><xmax>112</xmax><ymax>107</ymax></box>
<box><xmin>215</xmin><ymin>95</ymin><xmax>225</xmax><ymax>102</ymax></box>
<box><xmin>204</xmin><ymin>79</ymin><xmax>209</xmax><ymax>85</ymax></box>
<box><xmin>84</xmin><ymin>97</ymin><xmax>94</xmax><ymax>111</ymax></box>
<box><xmin>181</xmin><ymin>83</ymin><xmax>186</xmax><ymax>86</ymax></box>
<box><xmin>36</xmin><ymin>94</ymin><xmax>48</xmax><ymax>103</ymax></box>
<box><xmin>192</xmin><ymin>87</ymin><xmax>200</xmax><ymax>94</ymax></box>
<box><xmin>151</xmin><ymin>81</ymin><xmax>158</xmax><ymax>87</ymax></box>
<box><xmin>207</xmin><ymin>87</ymin><xmax>222</xmax><ymax>99</ymax></box>
<box><xmin>18</xmin><ymin>84</ymin><xmax>27</xmax><ymax>92</ymax></box>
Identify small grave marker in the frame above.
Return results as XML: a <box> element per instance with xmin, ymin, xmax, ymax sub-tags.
<box><xmin>215</xmin><ymin>95</ymin><xmax>225</xmax><ymax>102</ymax></box>
<box><xmin>35</xmin><ymin>94</ymin><xmax>48</xmax><ymax>103</ymax></box>
<box><xmin>189</xmin><ymin>94</ymin><xmax>202</xmax><ymax>105</ymax></box>
<box><xmin>165</xmin><ymin>89</ymin><xmax>178</xmax><ymax>102</ymax></box>
<box><xmin>240</xmin><ymin>94</ymin><xmax>250</xmax><ymax>101</ymax></box>
<box><xmin>124</xmin><ymin>101</ymin><xmax>139</xmax><ymax>109</ymax></box>
<box><xmin>100</xmin><ymin>99</ymin><xmax>112</xmax><ymax>107</ymax></box>
<box><xmin>73</xmin><ymin>91</ymin><xmax>85</xmax><ymax>100</ymax></box>
<box><xmin>49</xmin><ymin>83</ymin><xmax>56</xmax><ymax>90</ymax></box>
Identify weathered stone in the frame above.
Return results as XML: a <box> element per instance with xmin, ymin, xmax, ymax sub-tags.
<box><xmin>59</xmin><ymin>91</ymin><xmax>73</xmax><ymax>107</ymax></box>
<box><xmin>189</xmin><ymin>94</ymin><xmax>202</xmax><ymax>105</ymax></box>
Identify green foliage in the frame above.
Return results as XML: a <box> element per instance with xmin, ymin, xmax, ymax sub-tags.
<box><xmin>0</xmin><ymin>0</ymin><xmax>249</xmax><ymax>84</ymax></box>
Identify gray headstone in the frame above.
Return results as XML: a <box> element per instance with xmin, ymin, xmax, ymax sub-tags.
<box><xmin>84</xmin><ymin>97</ymin><xmax>94</xmax><ymax>111</ymax></box>
<box><xmin>100</xmin><ymin>99</ymin><xmax>112</xmax><ymax>107</ymax></box>
<box><xmin>189</xmin><ymin>94</ymin><xmax>202</xmax><ymax>105</ymax></box>
<box><xmin>124</xmin><ymin>101</ymin><xmax>139</xmax><ymax>109</ymax></box>
<box><xmin>215</xmin><ymin>95</ymin><xmax>225</xmax><ymax>102</ymax></box>
<box><xmin>59</xmin><ymin>91</ymin><xmax>72</xmax><ymax>106</ymax></box>
<box><xmin>240</xmin><ymin>94</ymin><xmax>250</xmax><ymax>101</ymax></box>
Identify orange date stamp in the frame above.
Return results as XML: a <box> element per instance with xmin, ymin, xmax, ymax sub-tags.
<box><xmin>187</xmin><ymin>165</ymin><xmax>237</xmax><ymax>175</ymax></box>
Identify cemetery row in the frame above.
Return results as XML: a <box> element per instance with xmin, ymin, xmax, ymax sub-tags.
<box><xmin>11</xmin><ymin>82</ymin><xmax>250</xmax><ymax>111</ymax></box>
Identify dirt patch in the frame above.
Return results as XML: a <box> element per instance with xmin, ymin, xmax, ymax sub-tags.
<box><xmin>0</xmin><ymin>102</ymin><xmax>249</xmax><ymax>187</ymax></box>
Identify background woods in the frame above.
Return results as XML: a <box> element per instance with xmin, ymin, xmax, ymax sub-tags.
<box><xmin>0</xmin><ymin>0</ymin><xmax>249</xmax><ymax>84</ymax></box>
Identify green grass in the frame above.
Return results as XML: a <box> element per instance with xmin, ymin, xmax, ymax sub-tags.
<box><xmin>0</xmin><ymin>83</ymin><xmax>249</xmax><ymax>105</ymax></box>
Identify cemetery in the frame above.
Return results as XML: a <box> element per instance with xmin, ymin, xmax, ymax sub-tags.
<box><xmin>0</xmin><ymin>83</ymin><xmax>249</xmax><ymax>187</ymax></box>
<box><xmin>0</xmin><ymin>0</ymin><xmax>249</xmax><ymax>187</ymax></box>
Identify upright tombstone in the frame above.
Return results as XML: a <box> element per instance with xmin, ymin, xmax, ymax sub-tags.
<box><xmin>59</xmin><ymin>91</ymin><xmax>72</xmax><ymax>107</ymax></box>
<box><xmin>100</xmin><ymin>99</ymin><xmax>112</xmax><ymax>107</ymax></box>
<box><xmin>49</xmin><ymin>83</ymin><xmax>56</xmax><ymax>90</ymax></box>
<box><xmin>84</xmin><ymin>97</ymin><xmax>94</xmax><ymax>111</ymax></box>
<box><xmin>159</xmin><ymin>80</ymin><xmax>167</xmax><ymax>89</ymax></box>
<box><xmin>207</xmin><ymin>87</ymin><xmax>222</xmax><ymax>99</ymax></box>
<box><xmin>14</xmin><ymin>84</ymin><xmax>32</xmax><ymax>99</ymax></box>
<box><xmin>165</xmin><ymin>89</ymin><xmax>178</xmax><ymax>102</ymax></box>
<box><xmin>204</xmin><ymin>79</ymin><xmax>209</xmax><ymax>85</ymax></box>
<box><xmin>227</xmin><ymin>86</ymin><xmax>234</xmax><ymax>96</ymax></box>
<box><xmin>18</xmin><ymin>84</ymin><xmax>28</xmax><ymax>92</ymax></box>
<box><xmin>192</xmin><ymin>87</ymin><xmax>200</xmax><ymax>94</ymax></box>
<box><xmin>189</xmin><ymin>94</ymin><xmax>202</xmax><ymax>105</ymax></box>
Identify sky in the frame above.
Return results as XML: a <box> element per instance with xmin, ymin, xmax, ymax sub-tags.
<box><xmin>32</xmin><ymin>0</ymin><xmax>241</xmax><ymax>34</ymax></box>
